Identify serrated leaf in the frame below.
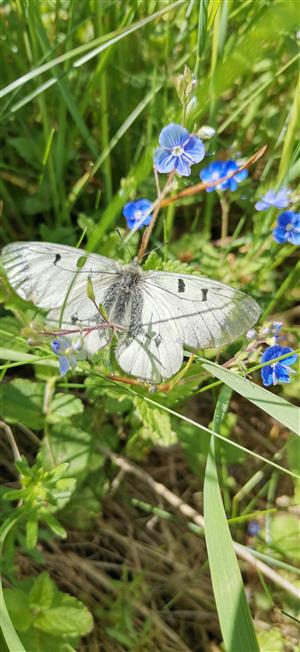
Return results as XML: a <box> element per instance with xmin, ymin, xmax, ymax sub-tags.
<box><xmin>47</xmin><ymin>393</ymin><xmax>84</xmax><ymax>423</ymax></box>
<box><xmin>29</xmin><ymin>572</ymin><xmax>55</xmax><ymax>610</ymax></box>
<box><xmin>128</xmin><ymin>398</ymin><xmax>177</xmax><ymax>456</ymax></box>
<box><xmin>34</xmin><ymin>606</ymin><xmax>93</xmax><ymax>637</ymax></box>
<box><xmin>0</xmin><ymin>379</ymin><xmax>44</xmax><ymax>428</ymax></box>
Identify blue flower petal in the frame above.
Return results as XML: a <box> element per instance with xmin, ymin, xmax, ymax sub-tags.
<box><xmin>273</xmin><ymin>226</ymin><xmax>289</xmax><ymax>243</ymax></box>
<box><xmin>255</xmin><ymin>199</ymin><xmax>269</xmax><ymax>211</ymax></box>
<box><xmin>261</xmin><ymin>345</ymin><xmax>297</xmax><ymax>365</ymax></box>
<box><xmin>159</xmin><ymin>123</ymin><xmax>190</xmax><ymax>149</ymax></box>
<box><xmin>123</xmin><ymin>202</ymin><xmax>136</xmax><ymax>219</ymax></box>
<box><xmin>134</xmin><ymin>199</ymin><xmax>152</xmax><ymax>213</ymax></box>
<box><xmin>51</xmin><ymin>339</ymin><xmax>62</xmax><ymax>354</ymax></box>
<box><xmin>261</xmin><ymin>365</ymin><xmax>273</xmax><ymax>386</ymax></box>
<box><xmin>59</xmin><ymin>355</ymin><xmax>70</xmax><ymax>376</ymax></box>
<box><xmin>261</xmin><ymin>345</ymin><xmax>287</xmax><ymax>363</ymax></box>
<box><xmin>183</xmin><ymin>136</ymin><xmax>205</xmax><ymax>164</ymax></box>
<box><xmin>255</xmin><ymin>188</ymin><xmax>290</xmax><ymax>211</ymax></box>
<box><xmin>174</xmin><ymin>155</ymin><xmax>192</xmax><ymax>177</ymax></box>
<box><xmin>225</xmin><ymin>178</ymin><xmax>238</xmax><ymax>191</ymax></box>
<box><xmin>281</xmin><ymin>353</ymin><xmax>298</xmax><ymax>366</ymax></box>
<box><xmin>154</xmin><ymin>147</ymin><xmax>176</xmax><ymax>173</ymax></box>
<box><xmin>274</xmin><ymin>188</ymin><xmax>290</xmax><ymax>208</ymax></box>
<box><xmin>235</xmin><ymin>168</ymin><xmax>248</xmax><ymax>182</ymax></box>
<box><xmin>275</xmin><ymin>365</ymin><xmax>291</xmax><ymax>383</ymax></box>
<box><xmin>288</xmin><ymin>230</ymin><xmax>300</xmax><ymax>245</ymax></box>
<box><xmin>200</xmin><ymin>160</ymin><xmax>246</xmax><ymax>192</ymax></box>
<box><xmin>277</xmin><ymin>211</ymin><xmax>294</xmax><ymax>227</ymax></box>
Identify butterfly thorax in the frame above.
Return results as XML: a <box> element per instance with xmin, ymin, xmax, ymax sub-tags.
<box><xmin>102</xmin><ymin>264</ymin><xmax>143</xmax><ymax>335</ymax></box>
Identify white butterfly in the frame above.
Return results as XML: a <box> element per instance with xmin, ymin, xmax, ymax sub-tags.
<box><xmin>2</xmin><ymin>242</ymin><xmax>260</xmax><ymax>383</ymax></box>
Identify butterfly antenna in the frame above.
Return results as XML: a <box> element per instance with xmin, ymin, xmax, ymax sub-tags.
<box><xmin>139</xmin><ymin>241</ymin><xmax>169</xmax><ymax>260</ymax></box>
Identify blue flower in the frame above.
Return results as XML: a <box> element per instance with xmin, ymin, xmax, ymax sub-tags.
<box><xmin>255</xmin><ymin>188</ymin><xmax>290</xmax><ymax>211</ymax></box>
<box><xmin>199</xmin><ymin>160</ymin><xmax>248</xmax><ymax>192</ymax></box>
<box><xmin>154</xmin><ymin>123</ymin><xmax>205</xmax><ymax>177</ymax></box>
<box><xmin>51</xmin><ymin>337</ymin><xmax>80</xmax><ymax>376</ymax></box>
<box><xmin>123</xmin><ymin>199</ymin><xmax>152</xmax><ymax>230</ymax></box>
<box><xmin>273</xmin><ymin>211</ymin><xmax>300</xmax><ymax>245</ymax></box>
<box><xmin>247</xmin><ymin>520</ymin><xmax>260</xmax><ymax>537</ymax></box>
<box><xmin>260</xmin><ymin>345</ymin><xmax>298</xmax><ymax>387</ymax></box>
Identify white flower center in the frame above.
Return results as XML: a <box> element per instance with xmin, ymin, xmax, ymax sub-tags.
<box><xmin>286</xmin><ymin>223</ymin><xmax>293</xmax><ymax>231</ymax></box>
<box><xmin>134</xmin><ymin>210</ymin><xmax>143</xmax><ymax>220</ymax></box>
<box><xmin>172</xmin><ymin>145</ymin><xmax>184</xmax><ymax>156</ymax></box>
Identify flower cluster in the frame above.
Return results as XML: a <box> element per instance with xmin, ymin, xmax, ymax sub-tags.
<box><xmin>200</xmin><ymin>160</ymin><xmax>248</xmax><ymax>192</ymax></box>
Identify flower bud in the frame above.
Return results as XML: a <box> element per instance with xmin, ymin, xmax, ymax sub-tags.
<box><xmin>197</xmin><ymin>125</ymin><xmax>216</xmax><ymax>140</ymax></box>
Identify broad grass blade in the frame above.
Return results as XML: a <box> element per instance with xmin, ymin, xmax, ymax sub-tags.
<box><xmin>204</xmin><ymin>386</ymin><xmax>260</xmax><ymax>652</ymax></box>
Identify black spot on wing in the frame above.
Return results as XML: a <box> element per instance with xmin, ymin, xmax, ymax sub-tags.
<box><xmin>54</xmin><ymin>253</ymin><xmax>61</xmax><ymax>265</ymax></box>
<box><xmin>201</xmin><ymin>288</ymin><xmax>208</xmax><ymax>302</ymax></box>
<box><xmin>178</xmin><ymin>278</ymin><xmax>185</xmax><ymax>293</ymax></box>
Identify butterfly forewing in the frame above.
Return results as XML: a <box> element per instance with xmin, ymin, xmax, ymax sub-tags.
<box><xmin>1</xmin><ymin>242</ymin><xmax>121</xmax><ymax>354</ymax></box>
<box><xmin>144</xmin><ymin>271</ymin><xmax>261</xmax><ymax>348</ymax></box>
<box><xmin>2</xmin><ymin>242</ymin><xmax>261</xmax><ymax>382</ymax></box>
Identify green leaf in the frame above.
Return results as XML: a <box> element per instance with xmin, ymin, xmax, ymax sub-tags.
<box><xmin>2</xmin><ymin>588</ymin><xmax>33</xmax><ymax>633</ymax></box>
<box><xmin>34</xmin><ymin>606</ymin><xmax>93</xmax><ymax>637</ymax></box>
<box><xmin>201</xmin><ymin>359</ymin><xmax>300</xmax><ymax>435</ymax></box>
<box><xmin>0</xmin><ymin>379</ymin><xmax>44</xmax><ymax>429</ymax></box>
<box><xmin>26</xmin><ymin>517</ymin><xmax>38</xmax><ymax>550</ymax></box>
<box><xmin>43</xmin><ymin>514</ymin><xmax>67</xmax><ymax>539</ymax></box>
<box><xmin>128</xmin><ymin>397</ymin><xmax>177</xmax><ymax>456</ymax></box>
<box><xmin>29</xmin><ymin>572</ymin><xmax>55</xmax><ymax>610</ymax></box>
<box><xmin>267</xmin><ymin>513</ymin><xmax>300</xmax><ymax>562</ymax></box>
<box><xmin>47</xmin><ymin>393</ymin><xmax>84</xmax><ymax>423</ymax></box>
<box><xmin>203</xmin><ymin>386</ymin><xmax>260</xmax><ymax>652</ymax></box>
<box><xmin>41</xmin><ymin>425</ymin><xmax>96</xmax><ymax>479</ymax></box>
<box><xmin>0</xmin><ymin>317</ymin><xmax>29</xmax><ymax>352</ymax></box>
<box><xmin>257</xmin><ymin>627</ymin><xmax>285</xmax><ymax>652</ymax></box>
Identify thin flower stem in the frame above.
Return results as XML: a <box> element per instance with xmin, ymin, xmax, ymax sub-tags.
<box><xmin>219</xmin><ymin>192</ymin><xmax>229</xmax><ymax>241</ymax></box>
<box><xmin>137</xmin><ymin>171</ymin><xmax>176</xmax><ymax>262</ymax></box>
<box><xmin>0</xmin><ymin>421</ymin><xmax>22</xmax><ymax>462</ymax></box>
<box><xmin>160</xmin><ymin>145</ymin><xmax>267</xmax><ymax>207</ymax></box>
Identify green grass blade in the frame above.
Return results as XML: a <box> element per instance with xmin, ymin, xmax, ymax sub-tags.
<box><xmin>89</xmin><ymin>373</ymin><xmax>300</xmax><ymax>480</ymax></box>
<box><xmin>0</xmin><ymin>516</ymin><xmax>25</xmax><ymax>652</ymax></box>
<box><xmin>68</xmin><ymin>85</ymin><xmax>161</xmax><ymax>217</ymax></box>
<box><xmin>0</xmin><ymin>1</ymin><xmax>183</xmax><ymax>98</ymax></box>
<box><xmin>204</xmin><ymin>386</ymin><xmax>260</xmax><ymax>652</ymax></box>
<box><xmin>0</xmin><ymin>583</ymin><xmax>26</xmax><ymax>652</ymax></box>
<box><xmin>201</xmin><ymin>359</ymin><xmax>300</xmax><ymax>435</ymax></box>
